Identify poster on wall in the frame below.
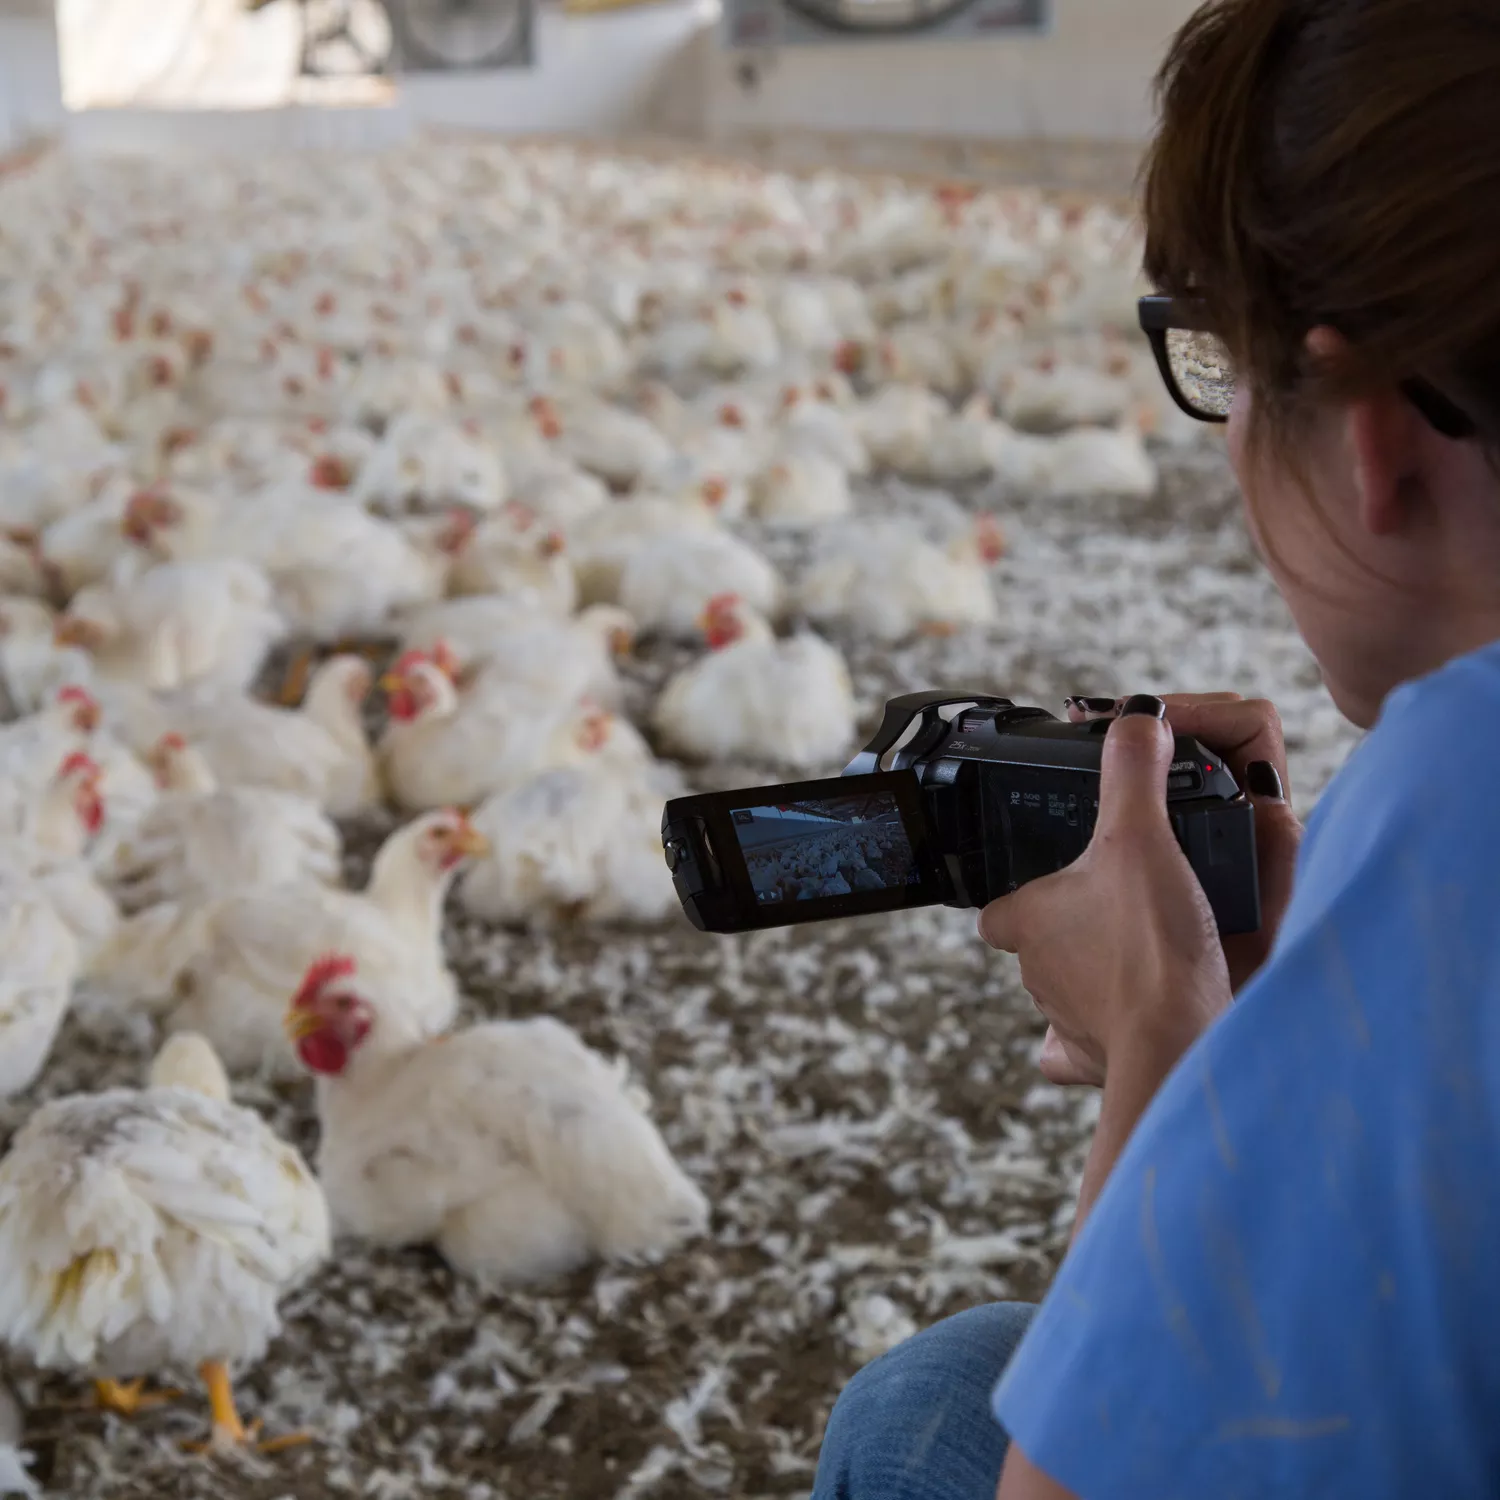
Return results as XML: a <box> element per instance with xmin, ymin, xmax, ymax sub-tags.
<box><xmin>725</xmin><ymin>0</ymin><xmax>1046</xmax><ymax>47</ymax></box>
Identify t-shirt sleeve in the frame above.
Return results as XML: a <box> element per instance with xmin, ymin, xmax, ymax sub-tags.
<box><xmin>993</xmin><ymin>678</ymin><xmax>1500</xmax><ymax>1498</ymax></box>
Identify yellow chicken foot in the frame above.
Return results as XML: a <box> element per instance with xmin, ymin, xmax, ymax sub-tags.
<box><xmin>182</xmin><ymin>1361</ymin><xmax>311</xmax><ymax>1455</ymax></box>
<box><xmin>277</xmin><ymin>646</ymin><xmax>315</xmax><ymax>706</ymax></box>
<box><xmin>92</xmin><ymin>1377</ymin><xmax>182</xmax><ymax>1416</ymax></box>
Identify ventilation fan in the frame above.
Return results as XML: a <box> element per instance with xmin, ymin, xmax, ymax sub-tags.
<box><xmin>725</xmin><ymin>0</ymin><xmax>1045</xmax><ymax>46</ymax></box>
<box><xmin>386</xmin><ymin>0</ymin><xmax>534</xmax><ymax>69</ymax></box>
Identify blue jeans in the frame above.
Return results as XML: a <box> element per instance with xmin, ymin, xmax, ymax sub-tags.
<box><xmin>812</xmin><ymin>1301</ymin><xmax>1036</xmax><ymax>1500</ymax></box>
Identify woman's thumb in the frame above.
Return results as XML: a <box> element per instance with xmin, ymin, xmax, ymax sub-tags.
<box><xmin>1094</xmin><ymin>696</ymin><xmax>1174</xmax><ymax>839</ymax></box>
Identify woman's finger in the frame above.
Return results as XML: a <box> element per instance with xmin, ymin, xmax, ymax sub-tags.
<box><xmin>1161</xmin><ymin>697</ymin><xmax>1289</xmax><ymax>800</ymax></box>
<box><xmin>1093</xmin><ymin>700</ymin><xmax>1175</xmax><ymax>841</ymax></box>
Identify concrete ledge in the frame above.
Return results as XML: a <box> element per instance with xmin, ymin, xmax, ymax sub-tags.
<box><xmin>65</xmin><ymin>97</ymin><xmax>413</xmax><ymax>154</ymax></box>
<box><xmin>698</xmin><ymin>126</ymin><xmax>1143</xmax><ymax>194</ymax></box>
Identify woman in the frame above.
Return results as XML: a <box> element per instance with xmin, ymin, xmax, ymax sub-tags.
<box><xmin>813</xmin><ymin>1</ymin><xmax>1500</xmax><ymax>1496</ymax></box>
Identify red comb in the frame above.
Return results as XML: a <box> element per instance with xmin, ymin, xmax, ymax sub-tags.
<box><xmin>59</xmin><ymin>751</ymin><xmax>99</xmax><ymax>780</ymax></box>
<box><xmin>156</xmin><ymin>732</ymin><xmax>188</xmax><ymax>753</ymax></box>
<box><xmin>292</xmin><ymin>953</ymin><xmax>356</xmax><ymax>1008</ymax></box>
<box><xmin>57</xmin><ymin>686</ymin><xmax>96</xmax><ymax>706</ymax></box>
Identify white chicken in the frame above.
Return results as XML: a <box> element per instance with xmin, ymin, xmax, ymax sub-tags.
<box><xmin>354</xmin><ymin>411</ymin><xmax>507</xmax><ymax>516</ymax></box>
<box><xmin>1032</xmin><ymin>422</ymin><xmax>1159</xmax><ymax>500</ymax></box>
<box><xmin>0</xmin><ymin>752</ymin><xmax>119</xmax><ymax>970</ymax></box>
<box><xmin>776</xmin><ymin>386</ymin><xmax>870</xmax><ymax>476</ymax></box>
<box><xmin>458</xmin><ymin>759</ymin><xmax>683</xmax><ymax>926</ymax></box>
<box><xmin>619</xmin><ymin>530</ymin><xmax>782</xmax><ymax>639</ymax></box>
<box><xmin>995</xmin><ymin>360</ymin><xmax>1134</xmax><ymax>434</ymax></box>
<box><xmin>799</xmin><ymin>515</ymin><xmax>1006</xmax><ymax>643</ymax></box>
<box><xmin>38</xmin><ymin>478</ymin><xmax>138</xmax><ymax>598</ymax></box>
<box><xmin>555</xmin><ymin>396</ymin><xmax>677</xmax><ymax>489</ymax></box>
<box><xmin>0</xmin><ymin>598</ymin><xmax>94</xmax><ymax>718</ymax></box>
<box><xmin>113</xmin><ymin>809</ymin><xmax>486</xmax><ymax>1076</ymax></box>
<box><xmin>750</xmin><ymin>450</ymin><xmax>853</xmax><ymax>527</ymax></box>
<box><xmin>0</xmin><ymin>687</ymin><xmax>100</xmax><ymax>807</ymax></box>
<box><xmin>0</xmin><ymin>1031</ymin><xmax>329</xmax><ymax>1448</ymax></box>
<box><xmin>120</xmin><ymin>488</ymin><xmax>451</xmax><ymax>643</ymax></box>
<box><xmin>443</xmin><ymin>506</ymin><xmax>578</xmax><ymax>612</ymax></box>
<box><xmin>397</xmin><ymin>603</ymin><xmax>634</xmax><ymax>708</ymax></box>
<box><xmin>102</xmin><ymin>734</ymin><xmax>342</xmax><ymax>913</ymax></box>
<box><xmin>55</xmin><ymin>557</ymin><xmax>285</xmax><ymax>696</ymax></box>
<box><xmin>858</xmin><ymin>383</ymin><xmax>951</xmax><ymax>474</ymax></box>
<box><xmin>901</xmin><ymin>395</ymin><xmax>1010</xmax><ymax>484</ymax></box>
<box><xmin>566</xmin><ymin>492</ymin><xmax>721</xmax><ymax>606</ymax></box>
<box><xmin>511</xmin><ymin>463</ymin><xmax>610</xmax><ymax>530</ymax></box>
<box><xmin>264</xmin><ymin>504</ymin><xmax>458</xmax><ymax>643</ymax></box>
<box><xmin>286</xmin><ymin>957</ymin><xmax>707</xmax><ymax>1283</ymax></box>
<box><xmin>653</xmin><ymin>595</ymin><xmax>857</xmax><ymax>771</ymax></box>
<box><xmin>0</xmin><ymin>874</ymin><xmax>79</xmax><ymax>1100</ymax></box>
<box><xmin>154</xmin><ymin>656</ymin><xmax>379</xmax><ymax>818</ymax></box>
<box><xmin>0</xmin><ymin>534</ymin><xmax>47</xmax><ymax>600</ymax></box>
<box><xmin>379</xmin><ymin>653</ymin><xmax>647</xmax><ymax>812</ymax></box>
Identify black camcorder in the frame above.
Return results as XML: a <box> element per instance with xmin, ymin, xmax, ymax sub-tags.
<box><xmin>661</xmin><ymin>692</ymin><xmax>1261</xmax><ymax>936</ymax></box>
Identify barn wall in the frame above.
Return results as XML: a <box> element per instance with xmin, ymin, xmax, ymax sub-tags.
<box><xmin>0</xmin><ymin>1</ymin><xmax>64</xmax><ymax>152</ymax></box>
<box><xmin>701</xmin><ymin>0</ymin><xmax>1201</xmax><ymax>145</ymax></box>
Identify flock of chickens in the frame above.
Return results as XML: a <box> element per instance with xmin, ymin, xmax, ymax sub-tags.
<box><xmin>0</xmin><ymin>138</ymin><xmax>1179</xmax><ymax>1468</ymax></box>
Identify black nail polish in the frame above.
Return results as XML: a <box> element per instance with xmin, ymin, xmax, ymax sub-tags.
<box><xmin>1246</xmin><ymin>760</ymin><xmax>1285</xmax><ymax>800</ymax></box>
<box><xmin>1119</xmin><ymin>694</ymin><xmax>1167</xmax><ymax>720</ymax></box>
<box><xmin>1080</xmin><ymin>697</ymin><xmax>1118</xmax><ymax>713</ymax></box>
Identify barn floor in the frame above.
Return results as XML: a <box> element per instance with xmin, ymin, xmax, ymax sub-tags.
<box><xmin>1</xmin><ymin>441</ymin><xmax>1359</xmax><ymax>1500</ymax></box>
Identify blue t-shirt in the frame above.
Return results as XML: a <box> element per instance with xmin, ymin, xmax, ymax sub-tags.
<box><xmin>994</xmin><ymin>640</ymin><xmax>1500</xmax><ymax>1497</ymax></box>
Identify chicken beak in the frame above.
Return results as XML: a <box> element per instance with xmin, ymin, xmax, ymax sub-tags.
<box><xmin>608</xmin><ymin>627</ymin><xmax>634</xmax><ymax>658</ymax></box>
<box><xmin>54</xmin><ymin>618</ymin><xmax>97</xmax><ymax>649</ymax></box>
<box><xmin>454</xmin><ymin>822</ymin><xmax>490</xmax><ymax>859</ymax></box>
<box><xmin>284</xmin><ymin>1006</ymin><xmax>324</xmax><ymax>1044</ymax></box>
<box><xmin>377</xmin><ymin>670</ymin><xmax>406</xmax><ymax>696</ymax></box>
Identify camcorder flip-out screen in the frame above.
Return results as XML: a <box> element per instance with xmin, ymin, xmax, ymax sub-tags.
<box><xmin>662</xmin><ymin>770</ymin><xmax>947</xmax><ymax>932</ymax></box>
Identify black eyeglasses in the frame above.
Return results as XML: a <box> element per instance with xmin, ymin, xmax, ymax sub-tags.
<box><xmin>1138</xmin><ymin>295</ymin><xmax>1478</xmax><ymax>441</ymax></box>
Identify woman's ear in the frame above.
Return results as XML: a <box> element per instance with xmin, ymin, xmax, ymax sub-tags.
<box><xmin>1306</xmin><ymin>327</ymin><xmax>1425</xmax><ymax>539</ymax></box>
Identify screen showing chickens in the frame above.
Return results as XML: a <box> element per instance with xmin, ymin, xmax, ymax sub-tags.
<box><xmin>732</xmin><ymin>792</ymin><xmax>918</xmax><ymax>903</ymax></box>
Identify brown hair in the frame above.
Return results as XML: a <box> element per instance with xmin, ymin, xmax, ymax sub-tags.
<box><xmin>1140</xmin><ymin>0</ymin><xmax>1500</xmax><ymax>460</ymax></box>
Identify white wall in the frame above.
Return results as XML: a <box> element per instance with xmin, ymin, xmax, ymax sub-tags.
<box><xmin>0</xmin><ymin>2</ymin><xmax>64</xmax><ymax>153</ymax></box>
<box><xmin>704</xmin><ymin>0</ymin><xmax>1201</xmax><ymax>144</ymax></box>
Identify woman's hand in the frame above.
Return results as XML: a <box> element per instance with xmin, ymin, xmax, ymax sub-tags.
<box><xmin>980</xmin><ymin>699</ymin><xmax>1234</xmax><ymax>1086</ymax></box>
<box><xmin>1065</xmin><ymin>692</ymin><xmax>1304</xmax><ymax>992</ymax></box>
